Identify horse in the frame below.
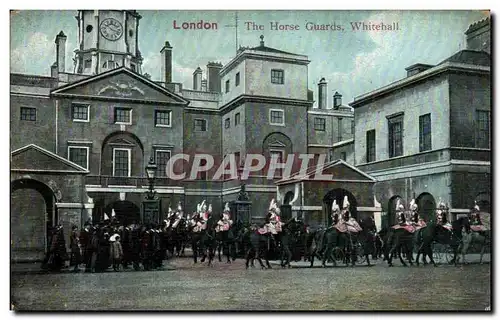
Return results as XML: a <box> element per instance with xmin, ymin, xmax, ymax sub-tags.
<box><xmin>191</xmin><ymin>215</ymin><xmax>218</xmax><ymax>266</ymax></box>
<box><xmin>414</xmin><ymin>217</ymin><xmax>468</xmax><ymax>267</ymax></box>
<box><xmin>460</xmin><ymin>219</ymin><xmax>491</xmax><ymax>264</ymax></box>
<box><xmin>244</xmin><ymin>225</ymin><xmax>274</xmax><ymax>269</ymax></box>
<box><xmin>384</xmin><ymin>226</ymin><xmax>414</xmax><ymax>267</ymax></box>
<box><xmin>216</xmin><ymin>225</ymin><xmax>237</xmax><ymax>263</ymax></box>
<box><xmin>165</xmin><ymin>218</ymin><xmax>188</xmax><ymax>258</ymax></box>
<box><xmin>346</xmin><ymin>218</ymin><xmax>376</xmax><ymax>266</ymax></box>
<box><xmin>309</xmin><ymin>225</ymin><xmax>349</xmax><ymax>268</ymax></box>
<box><xmin>279</xmin><ymin>218</ymin><xmax>304</xmax><ymax>268</ymax></box>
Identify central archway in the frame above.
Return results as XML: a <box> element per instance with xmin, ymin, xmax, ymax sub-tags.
<box><xmin>11</xmin><ymin>179</ymin><xmax>56</xmax><ymax>260</ymax></box>
<box><xmin>416</xmin><ymin>192</ymin><xmax>436</xmax><ymax>222</ymax></box>
<box><xmin>105</xmin><ymin>200</ymin><xmax>141</xmax><ymax>225</ymax></box>
<box><xmin>323</xmin><ymin>188</ymin><xmax>358</xmax><ymax>225</ymax></box>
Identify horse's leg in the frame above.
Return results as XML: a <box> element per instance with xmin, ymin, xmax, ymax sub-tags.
<box><xmin>245</xmin><ymin>248</ymin><xmax>253</xmax><ymax>269</ymax></box>
<box><xmin>217</xmin><ymin>240</ymin><xmax>222</xmax><ymax>262</ymax></box>
<box><xmin>479</xmin><ymin>241</ymin><xmax>485</xmax><ymax>264</ymax></box>
<box><xmin>309</xmin><ymin>247</ymin><xmax>316</xmax><ymax>268</ymax></box>
<box><xmin>192</xmin><ymin>238</ymin><xmax>198</xmax><ymax>264</ymax></box>
<box><xmin>398</xmin><ymin>245</ymin><xmax>408</xmax><ymax>267</ymax></box>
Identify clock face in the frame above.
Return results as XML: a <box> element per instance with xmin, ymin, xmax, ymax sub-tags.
<box><xmin>100</xmin><ymin>18</ymin><xmax>123</xmax><ymax>41</ymax></box>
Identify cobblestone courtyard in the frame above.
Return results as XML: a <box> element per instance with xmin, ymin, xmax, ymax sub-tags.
<box><xmin>11</xmin><ymin>256</ymin><xmax>491</xmax><ymax>311</ymax></box>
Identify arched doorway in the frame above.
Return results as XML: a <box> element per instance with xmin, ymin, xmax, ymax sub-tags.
<box><xmin>283</xmin><ymin>191</ymin><xmax>294</xmax><ymax>204</ymax></box>
<box><xmin>105</xmin><ymin>200</ymin><xmax>141</xmax><ymax>225</ymax></box>
<box><xmin>416</xmin><ymin>193</ymin><xmax>436</xmax><ymax>222</ymax></box>
<box><xmin>11</xmin><ymin>179</ymin><xmax>56</xmax><ymax>259</ymax></box>
<box><xmin>323</xmin><ymin>188</ymin><xmax>358</xmax><ymax>226</ymax></box>
<box><xmin>387</xmin><ymin>195</ymin><xmax>404</xmax><ymax>227</ymax></box>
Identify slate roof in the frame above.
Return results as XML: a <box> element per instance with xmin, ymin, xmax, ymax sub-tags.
<box><xmin>438</xmin><ymin>49</ymin><xmax>491</xmax><ymax>67</ymax></box>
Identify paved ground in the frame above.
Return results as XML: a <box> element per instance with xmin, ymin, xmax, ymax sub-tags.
<box><xmin>11</xmin><ymin>253</ymin><xmax>491</xmax><ymax>311</ymax></box>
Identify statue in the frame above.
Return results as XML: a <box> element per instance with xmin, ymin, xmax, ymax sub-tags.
<box><xmin>237</xmin><ymin>184</ymin><xmax>249</xmax><ymax>201</ymax></box>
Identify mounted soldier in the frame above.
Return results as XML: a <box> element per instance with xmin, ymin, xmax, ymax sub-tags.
<box><xmin>391</xmin><ymin>199</ymin><xmax>416</xmax><ymax>233</ymax></box>
<box><xmin>171</xmin><ymin>202</ymin><xmax>184</xmax><ymax>229</ymax></box>
<box><xmin>266</xmin><ymin>198</ymin><xmax>283</xmax><ymax>235</ymax></box>
<box><xmin>409</xmin><ymin>199</ymin><xmax>426</xmax><ymax>230</ymax></box>
<box><xmin>331</xmin><ymin>200</ymin><xmax>340</xmax><ymax>227</ymax></box>
<box><xmin>469</xmin><ymin>201</ymin><xmax>488</xmax><ymax>233</ymax></box>
<box><xmin>436</xmin><ymin>200</ymin><xmax>452</xmax><ymax>231</ymax></box>
<box><xmin>216</xmin><ymin>202</ymin><xmax>233</xmax><ymax>233</ymax></box>
<box><xmin>165</xmin><ymin>206</ymin><xmax>175</xmax><ymax>229</ymax></box>
<box><xmin>335</xmin><ymin>196</ymin><xmax>362</xmax><ymax>233</ymax></box>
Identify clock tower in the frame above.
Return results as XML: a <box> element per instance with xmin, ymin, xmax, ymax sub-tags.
<box><xmin>73</xmin><ymin>10</ymin><xmax>143</xmax><ymax>75</ymax></box>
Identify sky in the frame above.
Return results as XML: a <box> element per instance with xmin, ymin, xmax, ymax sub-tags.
<box><xmin>10</xmin><ymin>10</ymin><xmax>488</xmax><ymax>105</ymax></box>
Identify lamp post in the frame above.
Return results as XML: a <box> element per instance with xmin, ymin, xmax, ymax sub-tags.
<box><xmin>145</xmin><ymin>157</ymin><xmax>158</xmax><ymax>200</ymax></box>
<box><xmin>141</xmin><ymin>157</ymin><xmax>160</xmax><ymax>225</ymax></box>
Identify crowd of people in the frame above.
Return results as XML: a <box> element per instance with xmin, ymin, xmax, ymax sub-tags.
<box><xmin>42</xmin><ymin>219</ymin><xmax>170</xmax><ymax>273</ymax></box>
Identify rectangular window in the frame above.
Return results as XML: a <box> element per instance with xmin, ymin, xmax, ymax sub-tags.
<box><xmin>388</xmin><ymin>115</ymin><xmax>403</xmax><ymax>158</ymax></box>
<box><xmin>68</xmin><ymin>146</ymin><xmax>89</xmax><ymax>170</ymax></box>
<box><xmin>419</xmin><ymin>114</ymin><xmax>432</xmax><ymax>152</ymax></box>
<box><xmin>314</xmin><ymin>117</ymin><xmax>326</xmax><ymax>131</ymax></box>
<box><xmin>270</xmin><ymin>149</ymin><xmax>284</xmax><ymax>178</ymax></box>
<box><xmin>235</xmin><ymin>72</ymin><xmax>240</xmax><ymax>87</ymax></box>
<box><xmin>131</xmin><ymin>64</ymin><xmax>136</xmax><ymax>72</ymax></box>
<box><xmin>328</xmin><ymin>148</ymin><xmax>334</xmax><ymax>162</ymax></box>
<box><xmin>269</xmin><ymin>109</ymin><xmax>285</xmax><ymax>126</ymax></box>
<box><xmin>351</xmin><ymin>120</ymin><xmax>355</xmax><ymax>134</ymax></box>
<box><xmin>338</xmin><ymin>118</ymin><xmax>343</xmax><ymax>141</ymax></box>
<box><xmin>72</xmin><ymin>104</ymin><xmax>89</xmax><ymax>122</ymax></box>
<box><xmin>84</xmin><ymin>59</ymin><xmax>92</xmax><ymax>69</ymax></box>
<box><xmin>475</xmin><ymin>110</ymin><xmax>490</xmax><ymax>149</ymax></box>
<box><xmin>114</xmin><ymin>108</ymin><xmax>132</xmax><ymax>124</ymax></box>
<box><xmin>271</xmin><ymin>69</ymin><xmax>284</xmax><ymax>84</ymax></box>
<box><xmin>155</xmin><ymin>110</ymin><xmax>172</xmax><ymax>127</ymax></box>
<box><xmin>235</xmin><ymin>112</ymin><xmax>241</xmax><ymax>126</ymax></box>
<box><xmin>341</xmin><ymin>152</ymin><xmax>347</xmax><ymax>161</ymax></box>
<box><xmin>225</xmin><ymin>80</ymin><xmax>230</xmax><ymax>93</ymax></box>
<box><xmin>113</xmin><ymin>148</ymin><xmax>131</xmax><ymax>177</ymax></box>
<box><xmin>366</xmin><ymin>130</ymin><xmax>376</xmax><ymax>163</ymax></box>
<box><xmin>194</xmin><ymin>119</ymin><xmax>207</xmax><ymax>132</ymax></box>
<box><xmin>20</xmin><ymin>107</ymin><xmax>36</xmax><ymax>121</ymax></box>
<box><xmin>155</xmin><ymin>150</ymin><xmax>171</xmax><ymax>178</ymax></box>
<box><xmin>225</xmin><ymin>118</ymin><xmax>230</xmax><ymax>129</ymax></box>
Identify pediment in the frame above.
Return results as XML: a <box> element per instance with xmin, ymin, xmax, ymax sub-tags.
<box><xmin>268</xmin><ymin>140</ymin><xmax>287</xmax><ymax>148</ymax></box>
<box><xmin>108</xmin><ymin>138</ymin><xmax>135</xmax><ymax>146</ymax></box>
<box><xmin>11</xmin><ymin>144</ymin><xmax>88</xmax><ymax>174</ymax></box>
<box><xmin>51</xmin><ymin>67</ymin><xmax>189</xmax><ymax>105</ymax></box>
<box><xmin>277</xmin><ymin>160</ymin><xmax>376</xmax><ymax>185</ymax></box>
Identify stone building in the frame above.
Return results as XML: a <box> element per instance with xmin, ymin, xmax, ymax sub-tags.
<box><xmin>10</xmin><ymin>10</ymin><xmax>356</xmax><ymax>260</ymax></box>
<box><xmin>349</xmin><ymin>17</ymin><xmax>491</xmax><ymax>228</ymax></box>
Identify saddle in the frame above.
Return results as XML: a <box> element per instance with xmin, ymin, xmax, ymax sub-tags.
<box><xmin>470</xmin><ymin>225</ymin><xmax>488</xmax><ymax>232</ymax></box>
<box><xmin>392</xmin><ymin>224</ymin><xmax>416</xmax><ymax>233</ymax></box>
<box><xmin>257</xmin><ymin>227</ymin><xmax>268</xmax><ymax>235</ymax></box>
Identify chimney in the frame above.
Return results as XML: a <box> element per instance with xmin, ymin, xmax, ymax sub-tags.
<box><xmin>333</xmin><ymin>92</ymin><xmax>342</xmax><ymax>109</ymax></box>
<box><xmin>404</xmin><ymin>63</ymin><xmax>434</xmax><ymax>77</ymax></box>
<box><xmin>318</xmin><ymin>78</ymin><xmax>327</xmax><ymax>109</ymax></box>
<box><xmin>55</xmin><ymin>31</ymin><xmax>67</xmax><ymax>73</ymax></box>
<box><xmin>193</xmin><ymin>67</ymin><xmax>203</xmax><ymax>91</ymax></box>
<box><xmin>206</xmin><ymin>62</ymin><xmax>223</xmax><ymax>92</ymax></box>
<box><xmin>465</xmin><ymin>17</ymin><xmax>491</xmax><ymax>54</ymax></box>
<box><xmin>201</xmin><ymin>79</ymin><xmax>207</xmax><ymax>92</ymax></box>
<box><xmin>50</xmin><ymin>62</ymin><xmax>58</xmax><ymax>78</ymax></box>
<box><xmin>160</xmin><ymin>41</ymin><xmax>173</xmax><ymax>84</ymax></box>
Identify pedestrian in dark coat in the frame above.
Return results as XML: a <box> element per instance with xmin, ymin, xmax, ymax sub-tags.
<box><xmin>110</xmin><ymin>234</ymin><xmax>124</xmax><ymax>271</ymax></box>
<box><xmin>42</xmin><ymin>225</ymin><xmax>68</xmax><ymax>272</ymax></box>
<box><xmin>79</xmin><ymin>223</ymin><xmax>92</xmax><ymax>272</ymax></box>
<box><xmin>70</xmin><ymin>225</ymin><xmax>82</xmax><ymax>272</ymax></box>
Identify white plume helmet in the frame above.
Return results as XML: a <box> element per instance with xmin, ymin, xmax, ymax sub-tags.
<box><xmin>269</xmin><ymin>198</ymin><xmax>276</xmax><ymax>211</ymax></box>
<box><xmin>201</xmin><ymin>200</ymin><xmax>207</xmax><ymax>211</ymax></box>
<box><xmin>177</xmin><ymin>202</ymin><xmax>183</xmax><ymax>212</ymax></box>
<box><xmin>342</xmin><ymin>196</ymin><xmax>350</xmax><ymax>209</ymax></box>
<box><xmin>208</xmin><ymin>204</ymin><xmax>213</xmax><ymax>213</ymax></box>
<box><xmin>224</xmin><ymin>202</ymin><xmax>230</xmax><ymax>213</ymax></box>
<box><xmin>331</xmin><ymin>200</ymin><xmax>340</xmax><ymax>213</ymax></box>
<box><xmin>396</xmin><ymin>198</ymin><xmax>404</xmax><ymax>212</ymax></box>
<box><xmin>168</xmin><ymin>207</ymin><xmax>173</xmax><ymax>214</ymax></box>
<box><xmin>410</xmin><ymin>199</ymin><xmax>418</xmax><ymax>212</ymax></box>
<box><xmin>196</xmin><ymin>202</ymin><xmax>202</xmax><ymax>213</ymax></box>
<box><xmin>474</xmin><ymin>200</ymin><xmax>480</xmax><ymax>212</ymax></box>
<box><xmin>111</xmin><ymin>209</ymin><xmax>116</xmax><ymax>218</ymax></box>
<box><xmin>104</xmin><ymin>213</ymin><xmax>110</xmax><ymax>220</ymax></box>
